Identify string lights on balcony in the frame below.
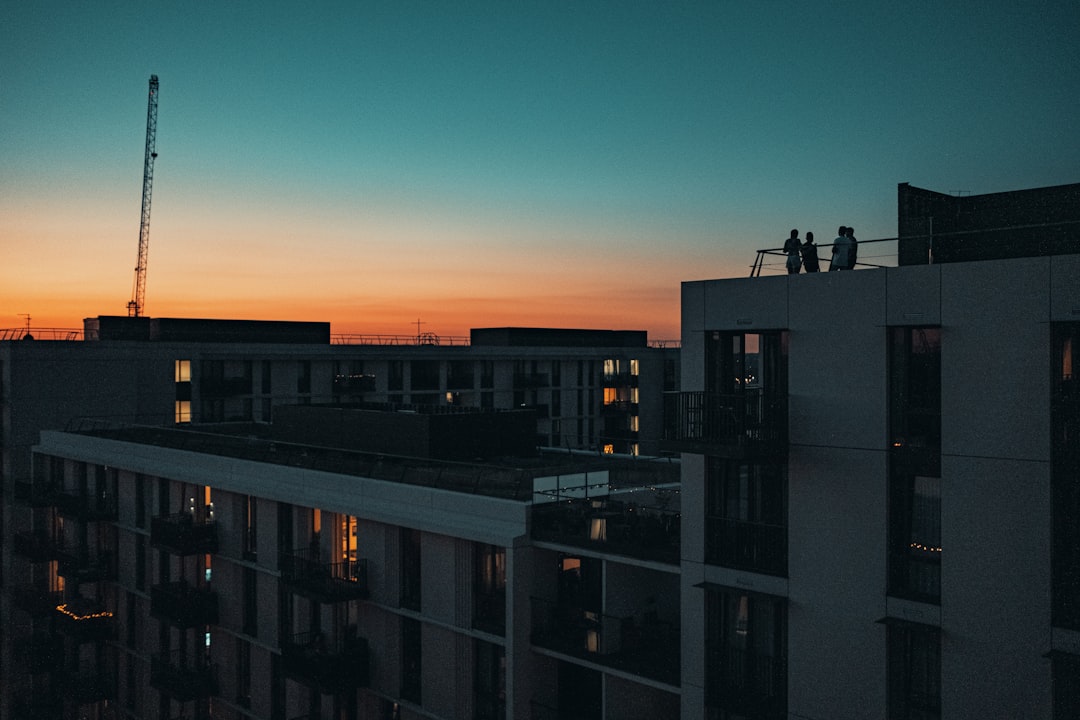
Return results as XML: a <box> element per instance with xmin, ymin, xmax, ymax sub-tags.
<box><xmin>55</xmin><ymin>603</ymin><xmax>114</xmax><ymax>621</ymax></box>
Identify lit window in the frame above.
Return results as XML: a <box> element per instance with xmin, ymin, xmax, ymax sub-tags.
<box><xmin>630</xmin><ymin>416</ymin><xmax>639</xmax><ymax>432</ymax></box>
<box><xmin>603</xmin><ymin>387</ymin><xmax>618</xmax><ymax>405</ymax></box>
<box><xmin>630</xmin><ymin>359</ymin><xmax>639</xmax><ymax>376</ymax></box>
<box><xmin>631</xmin><ymin>443</ymin><xmax>639</xmax><ymax>456</ymax></box>
<box><xmin>175</xmin><ymin>359</ymin><xmax>191</xmax><ymax>382</ymax></box>
<box><xmin>602</xmin><ymin>444</ymin><xmax>614</xmax><ymax>454</ymax></box>
<box><xmin>175</xmin><ymin>401</ymin><xmax>191</xmax><ymax>424</ymax></box>
<box><xmin>603</xmin><ymin>359</ymin><xmax>616</xmax><ymax>376</ymax></box>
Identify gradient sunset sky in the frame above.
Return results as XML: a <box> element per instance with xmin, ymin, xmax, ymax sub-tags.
<box><xmin>3</xmin><ymin>1</ymin><xmax>1078</xmax><ymax>340</ymax></box>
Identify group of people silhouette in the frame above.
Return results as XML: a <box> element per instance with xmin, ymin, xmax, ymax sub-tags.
<box><xmin>783</xmin><ymin>226</ymin><xmax>858</xmax><ymax>273</ymax></box>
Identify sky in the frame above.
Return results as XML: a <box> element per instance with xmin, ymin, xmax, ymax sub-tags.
<box><xmin>2</xmin><ymin>1</ymin><xmax>1078</xmax><ymax>341</ymax></box>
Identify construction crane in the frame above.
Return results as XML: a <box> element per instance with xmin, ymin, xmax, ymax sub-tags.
<box><xmin>127</xmin><ymin>75</ymin><xmax>159</xmax><ymax>317</ymax></box>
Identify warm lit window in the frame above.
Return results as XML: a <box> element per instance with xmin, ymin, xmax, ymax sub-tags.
<box><xmin>602</xmin><ymin>444</ymin><xmax>614</xmax><ymax>454</ymax></box>
<box><xmin>630</xmin><ymin>416</ymin><xmax>639</xmax><ymax>432</ymax></box>
<box><xmin>175</xmin><ymin>359</ymin><xmax>191</xmax><ymax>382</ymax></box>
<box><xmin>630</xmin><ymin>359</ymin><xmax>639</xmax><ymax>376</ymax></box>
<box><xmin>603</xmin><ymin>387</ymin><xmax>619</xmax><ymax>405</ymax></box>
<box><xmin>603</xmin><ymin>359</ymin><xmax>617</xmax><ymax>376</ymax></box>
<box><xmin>630</xmin><ymin>443</ymin><xmax>639</xmax><ymax>456</ymax></box>
<box><xmin>174</xmin><ymin>400</ymin><xmax>191</xmax><ymax>423</ymax></box>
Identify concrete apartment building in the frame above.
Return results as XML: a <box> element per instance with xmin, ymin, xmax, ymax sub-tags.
<box><xmin>669</xmin><ymin>182</ymin><xmax>1079</xmax><ymax>719</ymax></box>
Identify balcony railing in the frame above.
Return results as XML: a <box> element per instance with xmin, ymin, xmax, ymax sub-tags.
<box><xmin>531</xmin><ymin>498</ymin><xmax>680</xmax><ymax>565</ymax></box>
<box><xmin>151</xmin><ymin>650</ymin><xmax>219</xmax><ymax>701</ymax></box>
<box><xmin>151</xmin><ymin>580</ymin><xmax>220</xmax><ymax>628</ymax></box>
<box><xmin>57</xmin><ymin>550</ymin><xmax>115</xmax><ymax>584</ymax></box>
<box><xmin>280</xmin><ymin>630</ymin><xmax>370</xmax><ymax>694</ymax></box>
<box><xmin>530</xmin><ymin>597</ymin><xmax>680</xmax><ymax>686</ymax></box>
<box><xmin>13</xmin><ymin>531</ymin><xmax>62</xmax><ymax>563</ymax></box>
<box><xmin>151</xmin><ymin>512</ymin><xmax>219</xmax><ymax>555</ymax></box>
<box><xmin>54</xmin><ymin>597</ymin><xmax>115</xmax><ymax>642</ymax></box>
<box><xmin>53</xmin><ymin>488</ymin><xmax>118</xmax><ymax>521</ymax></box>
<box><xmin>280</xmin><ymin>548</ymin><xmax>370</xmax><ymax>603</ymax></box>
<box><xmin>662</xmin><ymin>390</ymin><xmax>787</xmax><ymax>456</ymax></box>
<box><xmin>705</xmin><ymin>646</ymin><xmax>787</xmax><ymax>716</ymax></box>
<box><xmin>706</xmin><ymin>517</ymin><xmax>787</xmax><ymax>577</ymax></box>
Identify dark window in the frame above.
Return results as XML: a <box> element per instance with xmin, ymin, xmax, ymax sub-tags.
<box><xmin>551</xmin><ymin>360</ymin><xmax>561</xmax><ymax>387</ymax></box>
<box><xmin>135</xmin><ymin>474</ymin><xmax>146</xmax><ymax>528</ymax></box>
<box><xmin>411</xmin><ymin>360</ymin><xmax>440</xmax><ymax>391</ymax></box>
<box><xmin>135</xmin><ymin>535</ymin><xmax>146</xmax><ymax>591</ymax></box>
<box><xmin>297</xmin><ymin>360</ymin><xmax>311</xmax><ymax>394</ymax></box>
<box><xmin>1053</xmin><ymin>652</ymin><xmax>1080</xmax><ymax>720</ymax></box>
<box><xmin>389</xmin><ymin>361</ymin><xmax>405</xmax><ymax>392</ymax></box>
<box><xmin>887</xmin><ymin>623</ymin><xmax>940</xmax><ymax>720</ymax></box>
<box><xmin>888</xmin><ymin>472</ymin><xmax>941</xmax><ymax>603</ymax></box>
<box><xmin>448</xmin><ymin>360</ymin><xmax>474</xmax><ymax>389</ymax></box>
<box><xmin>400</xmin><ymin>528</ymin><xmax>421</xmax><ymax>611</ymax></box>
<box><xmin>244</xmin><ymin>495</ymin><xmax>258</xmax><ymax>561</ymax></box>
<box><xmin>889</xmin><ymin>327</ymin><xmax>942</xmax><ymax>461</ymax></box>
<box><xmin>401</xmin><ymin>617</ymin><xmax>422</xmax><ymax>704</ymax></box>
<box><xmin>237</xmin><ymin>637</ymin><xmax>252</xmax><ymax>708</ymax></box>
<box><xmin>706</xmin><ymin>459</ymin><xmax>787</xmax><ymax>576</ymax></box>
<box><xmin>481</xmin><ymin>391</ymin><xmax>493</xmax><ymax>409</ymax></box>
<box><xmin>480</xmin><ymin>361</ymin><xmax>494</xmax><ymax>389</ymax></box>
<box><xmin>551</xmin><ymin>389</ymin><xmax>562</xmax><ymax>417</ymax></box>
<box><xmin>126</xmin><ymin>591</ymin><xmax>138</xmax><ymax>648</ymax></box>
<box><xmin>474</xmin><ymin>544</ymin><xmax>506</xmax><ymax>635</ymax></box>
<box><xmin>474</xmin><ymin>640</ymin><xmax>506</xmax><ymax>720</ymax></box>
<box><xmin>1053</xmin><ymin>323</ymin><xmax>1080</xmax><ymax>629</ymax></box>
<box><xmin>705</xmin><ymin>588</ymin><xmax>787</xmax><ymax>719</ymax></box>
<box><xmin>243</xmin><ymin>567</ymin><xmax>258</xmax><ymax>637</ymax></box>
<box><xmin>262</xmin><ymin>360</ymin><xmax>272</xmax><ymax>394</ymax></box>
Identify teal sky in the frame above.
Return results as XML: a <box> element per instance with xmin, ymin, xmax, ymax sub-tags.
<box><xmin>3</xmin><ymin>1</ymin><xmax>1078</xmax><ymax>339</ymax></box>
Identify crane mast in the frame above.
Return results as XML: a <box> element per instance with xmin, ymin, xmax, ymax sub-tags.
<box><xmin>127</xmin><ymin>75</ymin><xmax>159</xmax><ymax>317</ymax></box>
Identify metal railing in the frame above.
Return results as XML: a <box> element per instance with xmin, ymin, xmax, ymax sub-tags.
<box><xmin>706</xmin><ymin>517</ymin><xmax>787</xmax><ymax>576</ymax></box>
<box><xmin>663</xmin><ymin>389</ymin><xmax>787</xmax><ymax>450</ymax></box>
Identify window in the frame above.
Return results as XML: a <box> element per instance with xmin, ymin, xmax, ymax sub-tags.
<box><xmin>175</xmin><ymin>359</ymin><xmax>191</xmax><ymax>382</ymax></box>
<box><xmin>261</xmin><ymin>360</ymin><xmax>272</xmax><ymax>394</ymax></box>
<box><xmin>480</xmin><ymin>361</ymin><xmax>494</xmax><ymax>388</ymax></box>
<box><xmin>1053</xmin><ymin>323</ymin><xmax>1080</xmax><ymax>629</ymax></box>
<box><xmin>1053</xmin><ymin>652</ymin><xmax>1080</xmax><ymax>719</ymax></box>
<box><xmin>297</xmin><ymin>360</ymin><xmax>311</xmax><ymax>394</ymax></box>
<box><xmin>887</xmin><ymin>622</ymin><xmax>940</xmax><ymax>720</ymax></box>
<box><xmin>401</xmin><ymin>617</ymin><xmax>422</xmax><ymax>704</ymax></box>
<box><xmin>475</xmin><ymin>640</ymin><xmax>506</xmax><ymax>720</ymax></box>
<box><xmin>448</xmin><ymin>360</ymin><xmax>474</xmax><ymax>390</ymax></box>
<box><xmin>889</xmin><ymin>473</ymin><xmax>941</xmax><ymax>603</ymax></box>
<box><xmin>389</xmin><ymin>361</ymin><xmax>405</xmax><ymax>392</ymax></box>
<box><xmin>237</xmin><ymin>637</ymin><xmax>252</xmax><ymax>708</ymax></box>
<box><xmin>400</xmin><ymin>527</ymin><xmax>421</xmax><ymax>611</ymax></box>
<box><xmin>174</xmin><ymin>400</ymin><xmax>191</xmax><ymax>424</ymax></box>
<box><xmin>705</xmin><ymin>588</ymin><xmax>787</xmax><ymax>718</ymax></box>
<box><xmin>474</xmin><ymin>544</ymin><xmax>506</xmax><ymax>635</ymax></box>
<box><xmin>243</xmin><ymin>568</ymin><xmax>258</xmax><ymax>637</ymax></box>
<box><xmin>243</xmin><ymin>495</ymin><xmax>258</xmax><ymax>561</ymax></box>
<box><xmin>706</xmin><ymin>459</ymin><xmax>788</xmax><ymax>576</ymax></box>
<box><xmin>411</xmin><ymin>360</ymin><xmax>440</xmax><ymax>391</ymax></box>
<box><xmin>889</xmin><ymin>327</ymin><xmax>942</xmax><ymax>461</ymax></box>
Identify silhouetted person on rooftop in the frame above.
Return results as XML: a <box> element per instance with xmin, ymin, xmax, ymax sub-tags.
<box><xmin>846</xmin><ymin>226</ymin><xmax>858</xmax><ymax>269</ymax></box>
<box><xmin>801</xmin><ymin>231</ymin><xmax>820</xmax><ymax>272</ymax></box>
<box><xmin>831</xmin><ymin>225</ymin><xmax>853</xmax><ymax>270</ymax></box>
<box><xmin>784</xmin><ymin>229</ymin><xmax>802</xmax><ymax>274</ymax></box>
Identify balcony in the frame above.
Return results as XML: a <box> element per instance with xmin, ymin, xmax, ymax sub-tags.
<box><xmin>706</xmin><ymin>646</ymin><xmax>787</xmax><ymax>717</ymax></box>
<box><xmin>151</xmin><ymin>580</ymin><xmax>220</xmax><ymax>628</ymax></box>
<box><xmin>530</xmin><ymin>597</ymin><xmax>680</xmax><ymax>686</ymax></box>
<box><xmin>706</xmin><ymin>517</ymin><xmax>787</xmax><ymax>577</ymax></box>
<box><xmin>281</xmin><ymin>630</ymin><xmax>370</xmax><ymax>693</ymax></box>
<box><xmin>531</xmin><ymin>498</ymin><xmax>680</xmax><ymax>565</ymax></box>
<box><xmin>54</xmin><ymin>597</ymin><xmax>115</xmax><ymax>642</ymax></box>
<box><xmin>53</xmin><ymin>488</ymin><xmax>118</xmax><ymax>522</ymax></box>
<box><xmin>151</xmin><ymin>650</ymin><xmax>219</xmax><ymax>701</ymax></box>
<box><xmin>11</xmin><ymin>586</ymin><xmax>64</xmax><ymax>617</ymax></box>
<box><xmin>280</xmin><ymin>548</ymin><xmax>369</xmax><ymax>603</ymax></box>
<box><xmin>57</xmin><ymin>549</ymin><xmax>115</xmax><ymax>584</ymax></box>
<box><xmin>13</xmin><ymin>530</ymin><xmax>62</xmax><ymax>563</ymax></box>
<box><xmin>661</xmin><ymin>390</ymin><xmax>787</xmax><ymax>457</ymax></box>
<box><xmin>151</xmin><ymin>512</ymin><xmax>219</xmax><ymax>555</ymax></box>
<box><xmin>12</xmin><ymin>479</ymin><xmax>57</xmax><ymax>507</ymax></box>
